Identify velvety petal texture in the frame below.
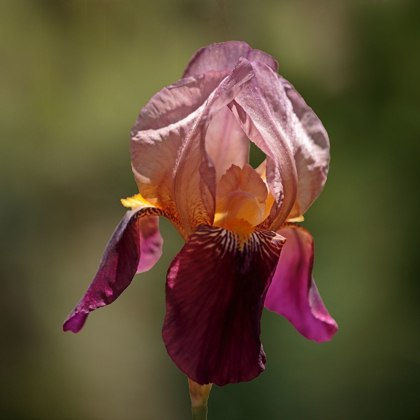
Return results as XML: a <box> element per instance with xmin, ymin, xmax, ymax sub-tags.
<box><xmin>63</xmin><ymin>208</ymin><xmax>163</xmax><ymax>333</ymax></box>
<box><xmin>163</xmin><ymin>225</ymin><xmax>285</xmax><ymax>386</ymax></box>
<box><xmin>265</xmin><ymin>225</ymin><xmax>337</xmax><ymax>343</ymax></box>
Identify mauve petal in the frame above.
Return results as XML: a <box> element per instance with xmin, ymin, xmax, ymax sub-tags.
<box><xmin>265</xmin><ymin>225</ymin><xmax>337</xmax><ymax>343</ymax></box>
<box><xmin>63</xmin><ymin>208</ymin><xmax>163</xmax><ymax>333</ymax></box>
<box><xmin>163</xmin><ymin>225</ymin><xmax>285</xmax><ymax>386</ymax></box>
<box><xmin>183</xmin><ymin>41</ymin><xmax>278</xmax><ymax>78</ymax></box>
<box><xmin>132</xmin><ymin>72</ymin><xmax>229</xmax><ymax>132</ymax></box>
<box><xmin>230</xmin><ymin>61</ymin><xmax>298</xmax><ymax>231</ymax></box>
<box><xmin>280</xmin><ymin>77</ymin><xmax>330</xmax><ymax>217</ymax></box>
<box><xmin>205</xmin><ymin>106</ymin><xmax>249</xmax><ymax>182</ymax></box>
<box><xmin>137</xmin><ymin>216</ymin><xmax>163</xmax><ymax>273</ymax></box>
<box><xmin>173</xmin><ymin>58</ymin><xmax>255</xmax><ymax>236</ymax></box>
<box><xmin>131</xmin><ymin>71</ymin><xmax>229</xmax><ymax>221</ymax></box>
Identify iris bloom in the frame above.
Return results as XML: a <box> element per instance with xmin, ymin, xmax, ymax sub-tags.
<box><xmin>63</xmin><ymin>42</ymin><xmax>337</xmax><ymax>387</ymax></box>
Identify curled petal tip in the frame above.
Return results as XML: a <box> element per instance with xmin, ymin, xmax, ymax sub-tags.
<box><xmin>62</xmin><ymin>207</ymin><xmax>164</xmax><ymax>333</ymax></box>
<box><xmin>63</xmin><ymin>312</ymin><xmax>88</xmax><ymax>333</ymax></box>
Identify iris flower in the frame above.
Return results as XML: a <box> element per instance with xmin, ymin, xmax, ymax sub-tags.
<box><xmin>63</xmin><ymin>42</ymin><xmax>337</xmax><ymax>388</ymax></box>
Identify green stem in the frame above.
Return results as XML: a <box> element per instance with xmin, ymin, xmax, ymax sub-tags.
<box><xmin>192</xmin><ymin>405</ymin><xmax>208</xmax><ymax>420</ymax></box>
<box><xmin>188</xmin><ymin>378</ymin><xmax>212</xmax><ymax>420</ymax></box>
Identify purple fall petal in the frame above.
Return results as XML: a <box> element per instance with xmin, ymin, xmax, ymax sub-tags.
<box><xmin>63</xmin><ymin>209</ymin><xmax>163</xmax><ymax>333</ymax></box>
<box><xmin>163</xmin><ymin>225</ymin><xmax>285</xmax><ymax>386</ymax></box>
<box><xmin>265</xmin><ymin>225</ymin><xmax>337</xmax><ymax>343</ymax></box>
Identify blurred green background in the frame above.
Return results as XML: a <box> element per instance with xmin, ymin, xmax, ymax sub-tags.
<box><xmin>1</xmin><ymin>0</ymin><xmax>419</xmax><ymax>419</ymax></box>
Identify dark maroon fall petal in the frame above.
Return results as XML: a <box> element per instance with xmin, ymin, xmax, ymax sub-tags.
<box><xmin>265</xmin><ymin>225</ymin><xmax>337</xmax><ymax>343</ymax></box>
<box><xmin>63</xmin><ymin>208</ymin><xmax>163</xmax><ymax>333</ymax></box>
<box><xmin>163</xmin><ymin>225</ymin><xmax>285</xmax><ymax>386</ymax></box>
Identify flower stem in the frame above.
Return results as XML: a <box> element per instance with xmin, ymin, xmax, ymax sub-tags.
<box><xmin>191</xmin><ymin>405</ymin><xmax>208</xmax><ymax>420</ymax></box>
<box><xmin>188</xmin><ymin>378</ymin><xmax>212</xmax><ymax>420</ymax></box>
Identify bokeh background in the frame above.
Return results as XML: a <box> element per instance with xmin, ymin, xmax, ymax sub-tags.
<box><xmin>1</xmin><ymin>0</ymin><xmax>419</xmax><ymax>419</ymax></box>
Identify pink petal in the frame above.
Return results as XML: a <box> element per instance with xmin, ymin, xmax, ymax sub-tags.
<box><xmin>136</xmin><ymin>216</ymin><xmax>163</xmax><ymax>273</ymax></box>
<box><xmin>280</xmin><ymin>77</ymin><xmax>330</xmax><ymax>217</ymax></box>
<box><xmin>205</xmin><ymin>106</ymin><xmax>249</xmax><ymax>182</ymax></box>
<box><xmin>230</xmin><ymin>61</ymin><xmax>299</xmax><ymax>231</ymax></box>
<box><xmin>131</xmin><ymin>70</ymin><xmax>230</xmax><ymax>223</ymax></box>
<box><xmin>63</xmin><ymin>209</ymin><xmax>163</xmax><ymax>333</ymax></box>
<box><xmin>163</xmin><ymin>225</ymin><xmax>285</xmax><ymax>386</ymax></box>
<box><xmin>132</xmin><ymin>58</ymin><xmax>256</xmax><ymax>237</ymax></box>
<box><xmin>173</xmin><ymin>58</ymin><xmax>255</xmax><ymax>236</ymax></box>
<box><xmin>183</xmin><ymin>41</ymin><xmax>278</xmax><ymax>78</ymax></box>
<box><xmin>265</xmin><ymin>225</ymin><xmax>337</xmax><ymax>343</ymax></box>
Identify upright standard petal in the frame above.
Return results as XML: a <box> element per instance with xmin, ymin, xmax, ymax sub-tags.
<box><xmin>131</xmin><ymin>70</ymin><xmax>229</xmax><ymax>223</ymax></box>
<box><xmin>280</xmin><ymin>77</ymin><xmax>330</xmax><ymax>218</ymax></box>
<box><xmin>183</xmin><ymin>41</ymin><xmax>278</xmax><ymax>78</ymax></box>
<box><xmin>163</xmin><ymin>225</ymin><xmax>285</xmax><ymax>386</ymax></box>
<box><xmin>205</xmin><ymin>106</ymin><xmax>249</xmax><ymax>182</ymax></box>
<box><xmin>63</xmin><ymin>207</ymin><xmax>164</xmax><ymax>333</ymax></box>
<box><xmin>230</xmin><ymin>61</ymin><xmax>298</xmax><ymax>231</ymax></box>
<box><xmin>173</xmin><ymin>58</ymin><xmax>255</xmax><ymax>236</ymax></box>
<box><xmin>265</xmin><ymin>225</ymin><xmax>337</xmax><ymax>343</ymax></box>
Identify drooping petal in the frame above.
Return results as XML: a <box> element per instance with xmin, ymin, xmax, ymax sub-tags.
<box><xmin>63</xmin><ymin>207</ymin><xmax>164</xmax><ymax>333</ymax></box>
<box><xmin>280</xmin><ymin>77</ymin><xmax>330</xmax><ymax>217</ymax></box>
<box><xmin>265</xmin><ymin>225</ymin><xmax>337</xmax><ymax>343</ymax></box>
<box><xmin>230</xmin><ymin>61</ymin><xmax>299</xmax><ymax>231</ymax></box>
<box><xmin>183</xmin><ymin>41</ymin><xmax>278</xmax><ymax>78</ymax></box>
<box><xmin>173</xmin><ymin>58</ymin><xmax>255</xmax><ymax>236</ymax></box>
<box><xmin>136</xmin><ymin>216</ymin><xmax>163</xmax><ymax>273</ymax></box>
<box><xmin>163</xmin><ymin>225</ymin><xmax>285</xmax><ymax>386</ymax></box>
<box><xmin>205</xmin><ymin>106</ymin><xmax>249</xmax><ymax>182</ymax></box>
<box><xmin>131</xmin><ymin>70</ymin><xmax>229</xmax><ymax>222</ymax></box>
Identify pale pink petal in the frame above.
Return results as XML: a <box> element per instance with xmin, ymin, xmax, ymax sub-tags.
<box><xmin>183</xmin><ymin>41</ymin><xmax>278</xmax><ymax>78</ymax></box>
<box><xmin>205</xmin><ymin>106</ymin><xmax>249</xmax><ymax>182</ymax></box>
<box><xmin>265</xmin><ymin>225</ymin><xmax>337</xmax><ymax>343</ymax></box>
<box><xmin>280</xmin><ymin>77</ymin><xmax>330</xmax><ymax>217</ymax></box>
<box><xmin>230</xmin><ymin>61</ymin><xmax>299</xmax><ymax>231</ymax></box>
<box><xmin>63</xmin><ymin>208</ymin><xmax>163</xmax><ymax>333</ymax></box>
<box><xmin>163</xmin><ymin>225</ymin><xmax>285</xmax><ymax>386</ymax></box>
<box><xmin>131</xmin><ymin>71</ymin><xmax>229</xmax><ymax>220</ymax></box>
<box><xmin>173</xmin><ymin>58</ymin><xmax>255</xmax><ymax>236</ymax></box>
